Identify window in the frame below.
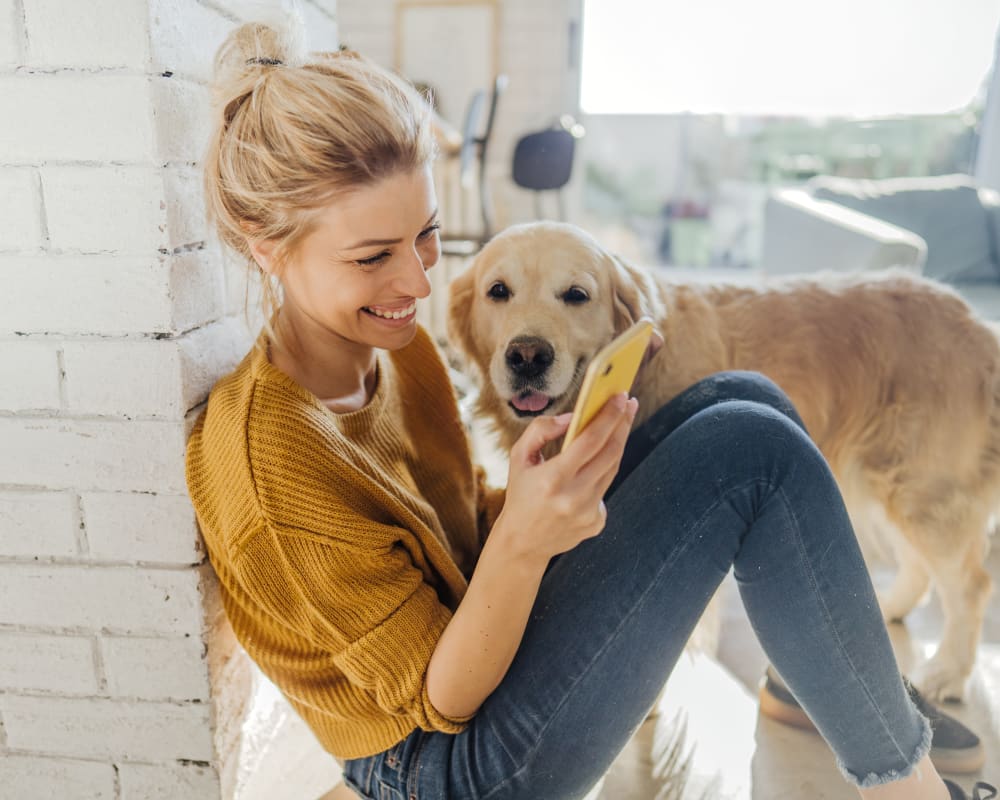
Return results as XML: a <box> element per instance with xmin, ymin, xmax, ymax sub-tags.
<box><xmin>581</xmin><ymin>0</ymin><xmax>998</xmax><ymax>117</ymax></box>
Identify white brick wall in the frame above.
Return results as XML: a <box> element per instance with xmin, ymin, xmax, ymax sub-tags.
<box><xmin>0</xmin><ymin>2</ymin><xmax>338</xmax><ymax>798</ymax></box>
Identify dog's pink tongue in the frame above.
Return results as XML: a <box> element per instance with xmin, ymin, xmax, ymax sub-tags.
<box><xmin>512</xmin><ymin>390</ymin><xmax>550</xmax><ymax>412</ymax></box>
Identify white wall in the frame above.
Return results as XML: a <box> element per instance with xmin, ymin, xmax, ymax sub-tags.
<box><xmin>336</xmin><ymin>0</ymin><xmax>584</xmax><ymax>230</ymax></box>
<box><xmin>0</xmin><ymin>1</ymin><xmax>336</xmax><ymax>798</ymax></box>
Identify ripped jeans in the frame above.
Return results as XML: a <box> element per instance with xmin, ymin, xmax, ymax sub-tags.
<box><xmin>343</xmin><ymin>371</ymin><xmax>930</xmax><ymax>800</ymax></box>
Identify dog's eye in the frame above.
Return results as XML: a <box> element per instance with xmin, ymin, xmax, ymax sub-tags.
<box><xmin>562</xmin><ymin>287</ymin><xmax>590</xmax><ymax>305</ymax></box>
<box><xmin>487</xmin><ymin>281</ymin><xmax>511</xmax><ymax>301</ymax></box>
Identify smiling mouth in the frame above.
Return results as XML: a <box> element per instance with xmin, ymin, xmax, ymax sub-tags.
<box><xmin>362</xmin><ymin>302</ymin><xmax>417</xmax><ymax>321</ymax></box>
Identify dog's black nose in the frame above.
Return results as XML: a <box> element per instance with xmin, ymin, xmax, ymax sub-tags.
<box><xmin>505</xmin><ymin>336</ymin><xmax>555</xmax><ymax>378</ymax></box>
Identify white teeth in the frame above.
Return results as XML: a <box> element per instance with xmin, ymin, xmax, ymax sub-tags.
<box><xmin>366</xmin><ymin>303</ymin><xmax>416</xmax><ymax>320</ymax></box>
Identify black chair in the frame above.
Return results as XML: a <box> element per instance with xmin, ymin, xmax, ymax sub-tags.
<box><xmin>440</xmin><ymin>74</ymin><xmax>508</xmax><ymax>257</ymax></box>
<box><xmin>511</xmin><ymin>116</ymin><xmax>584</xmax><ymax>221</ymax></box>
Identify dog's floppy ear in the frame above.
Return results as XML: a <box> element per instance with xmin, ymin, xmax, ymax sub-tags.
<box><xmin>610</xmin><ymin>253</ymin><xmax>664</xmax><ymax>333</ymax></box>
<box><xmin>446</xmin><ymin>261</ymin><xmax>482</xmax><ymax>364</ymax></box>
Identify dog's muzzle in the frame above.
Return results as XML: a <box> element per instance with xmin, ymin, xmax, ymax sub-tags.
<box><xmin>506</xmin><ymin>336</ymin><xmax>555</xmax><ymax>416</ymax></box>
<box><xmin>505</xmin><ymin>336</ymin><xmax>554</xmax><ymax>379</ymax></box>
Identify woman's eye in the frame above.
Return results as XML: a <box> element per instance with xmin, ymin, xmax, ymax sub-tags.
<box><xmin>356</xmin><ymin>251</ymin><xmax>390</xmax><ymax>267</ymax></box>
<box><xmin>487</xmin><ymin>281</ymin><xmax>510</xmax><ymax>301</ymax></box>
<box><xmin>419</xmin><ymin>222</ymin><xmax>441</xmax><ymax>239</ymax></box>
<box><xmin>562</xmin><ymin>286</ymin><xmax>590</xmax><ymax>304</ymax></box>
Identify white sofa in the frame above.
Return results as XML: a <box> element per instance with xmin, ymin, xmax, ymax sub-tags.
<box><xmin>760</xmin><ymin>173</ymin><xmax>1000</xmax><ymax>320</ymax></box>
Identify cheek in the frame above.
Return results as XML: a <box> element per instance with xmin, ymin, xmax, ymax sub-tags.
<box><xmin>420</xmin><ymin>237</ymin><xmax>441</xmax><ymax>267</ymax></box>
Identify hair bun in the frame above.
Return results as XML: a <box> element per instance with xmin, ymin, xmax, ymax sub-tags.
<box><xmin>211</xmin><ymin>10</ymin><xmax>306</xmax><ymax>108</ymax></box>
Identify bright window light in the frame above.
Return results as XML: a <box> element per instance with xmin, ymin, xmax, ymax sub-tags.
<box><xmin>581</xmin><ymin>0</ymin><xmax>1000</xmax><ymax>117</ymax></box>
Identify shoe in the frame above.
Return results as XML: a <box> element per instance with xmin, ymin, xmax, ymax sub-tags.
<box><xmin>758</xmin><ymin>668</ymin><xmax>986</xmax><ymax>773</ymax></box>
<box><xmin>944</xmin><ymin>779</ymin><xmax>997</xmax><ymax>799</ymax></box>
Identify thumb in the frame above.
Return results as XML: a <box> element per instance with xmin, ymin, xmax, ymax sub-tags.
<box><xmin>512</xmin><ymin>412</ymin><xmax>573</xmax><ymax>464</ymax></box>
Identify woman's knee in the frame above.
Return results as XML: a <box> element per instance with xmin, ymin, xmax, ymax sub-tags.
<box><xmin>683</xmin><ymin>371</ymin><xmax>805</xmax><ymax>431</ymax></box>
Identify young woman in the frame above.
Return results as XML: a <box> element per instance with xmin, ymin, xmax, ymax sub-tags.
<box><xmin>185</xmin><ymin>19</ymin><xmax>996</xmax><ymax>800</ymax></box>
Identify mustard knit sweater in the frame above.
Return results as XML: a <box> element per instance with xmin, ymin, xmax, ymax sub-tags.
<box><xmin>185</xmin><ymin>325</ymin><xmax>505</xmax><ymax>759</ymax></box>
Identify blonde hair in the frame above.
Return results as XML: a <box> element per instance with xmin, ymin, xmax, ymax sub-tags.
<box><xmin>203</xmin><ymin>11</ymin><xmax>436</xmax><ymax>339</ymax></box>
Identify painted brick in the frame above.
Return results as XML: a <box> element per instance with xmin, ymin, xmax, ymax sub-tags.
<box><xmin>0</xmin><ymin>75</ymin><xmax>156</xmax><ymax>164</ymax></box>
<box><xmin>0</xmin><ymin>633</ymin><xmax>98</xmax><ymax>694</ymax></box>
<box><xmin>62</xmin><ymin>339</ymin><xmax>184</xmax><ymax>418</ymax></box>
<box><xmin>149</xmin><ymin>0</ymin><xmax>233</xmax><ymax>82</ymax></box>
<box><xmin>0</xmin><ymin>490</ymin><xmax>77</xmax><ymax>558</ymax></box>
<box><xmin>170</xmin><ymin>249</ymin><xmax>226</xmax><ymax>332</ymax></box>
<box><xmin>163</xmin><ymin>164</ymin><xmax>207</xmax><ymax>249</ymax></box>
<box><xmin>0</xmin><ymin>563</ymin><xmax>204</xmax><ymax>634</ymax></box>
<box><xmin>300</xmin><ymin>0</ymin><xmax>339</xmax><ymax>51</ymax></box>
<box><xmin>0</xmin><ymin>167</ymin><xmax>43</xmax><ymax>251</ymax></box>
<box><xmin>0</xmin><ymin>254</ymin><xmax>172</xmax><ymax>335</ymax></box>
<box><xmin>0</xmin><ymin>0</ymin><xmax>22</xmax><ymax>68</ymax></box>
<box><xmin>0</xmin><ymin>755</ymin><xmax>116</xmax><ymax>799</ymax></box>
<box><xmin>178</xmin><ymin>315</ymin><xmax>252</xmax><ymax>411</ymax></box>
<box><xmin>0</xmin><ymin>417</ymin><xmax>188</xmax><ymax>493</ymax></box>
<box><xmin>0</xmin><ymin>695</ymin><xmax>214</xmax><ymax>761</ymax></box>
<box><xmin>151</xmin><ymin>76</ymin><xmax>211</xmax><ymax>164</ymax></box>
<box><xmin>82</xmin><ymin>491</ymin><xmax>202</xmax><ymax>565</ymax></box>
<box><xmin>305</xmin><ymin>0</ymin><xmax>339</xmax><ymax>20</ymax></box>
<box><xmin>23</xmin><ymin>0</ymin><xmax>149</xmax><ymax>68</ymax></box>
<box><xmin>41</xmin><ymin>166</ymin><xmax>167</xmax><ymax>254</ymax></box>
<box><xmin>119</xmin><ymin>761</ymin><xmax>220</xmax><ymax>800</ymax></box>
<box><xmin>102</xmin><ymin>635</ymin><xmax>209</xmax><ymax>700</ymax></box>
<box><xmin>0</xmin><ymin>339</ymin><xmax>61</xmax><ymax>412</ymax></box>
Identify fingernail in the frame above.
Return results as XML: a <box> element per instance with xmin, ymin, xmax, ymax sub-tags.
<box><xmin>613</xmin><ymin>393</ymin><xmax>627</xmax><ymax>411</ymax></box>
<box><xmin>555</xmin><ymin>412</ymin><xmax>574</xmax><ymax>424</ymax></box>
<box><xmin>627</xmin><ymin>397</ymin><xmax>639</xmax><ymax>419</ymax></box>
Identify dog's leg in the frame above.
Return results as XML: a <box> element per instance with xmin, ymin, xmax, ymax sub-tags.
<box><xmin>878</xmin><ymin>532</ymin><xmax>931</xmax><ymax>623</ymax></box>
<box><xmin>911</xmin><ymin>529</ymin><xmax>993</xmax><ymax>703</ymax></box>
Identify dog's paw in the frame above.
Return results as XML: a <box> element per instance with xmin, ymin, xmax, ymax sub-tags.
<box><xmin>911</xmin><ymin>657</ymin><xmax>969</xmax><ymax>703</ymax></box>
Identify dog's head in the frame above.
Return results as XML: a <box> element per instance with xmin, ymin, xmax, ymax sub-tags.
<box><xmin>447</xmin><ymin>222</ymin><xmax>662</xmax><ymax>442</ymax></box>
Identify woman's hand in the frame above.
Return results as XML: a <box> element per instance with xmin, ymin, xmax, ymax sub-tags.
<box><xmin>494</xmin><ymin>392</ymin><xmax>638</xmax><ymax>564</ymax></box>
<box><xmin>426</xmin><ymin>393</ymin><xmax>638</xmax><ymax>718</ymax></box>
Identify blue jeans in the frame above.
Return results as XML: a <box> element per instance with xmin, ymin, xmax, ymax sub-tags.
<box><xmin>343</xmin><ymin>371</ymin><xmax>931</xmax><ymax>799</ymax></box>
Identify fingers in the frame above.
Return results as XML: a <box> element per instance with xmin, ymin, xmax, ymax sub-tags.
<box><xmin>564</xmin><ymin>393</ymin><xmax>637</xmax><ymax>468</ymax></box>
<box><xmin>575</xmin><ymin>400</ymin><xmax>636</xmax><ymax>492</ymax></box>
<box><xmin>510</xmin><ymin>412</ymin><xmax>574</xmax><ymax>465</ymax></box>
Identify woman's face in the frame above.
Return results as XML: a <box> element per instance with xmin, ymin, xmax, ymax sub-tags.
<box><xmin>273</xmin><ymin>165</ymin><xmax>441</xmax><ymax>352</ymax></box>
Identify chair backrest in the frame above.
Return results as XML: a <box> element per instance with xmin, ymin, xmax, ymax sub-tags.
<box><xmin>456</xmin><ymin>89</ymin><xmax>486</xmax><ymax>184</ymax></box>
<box><xmin>511</xmin><ymin>128</ymin><xmax>577</xmax><ymax>191</ymax></box>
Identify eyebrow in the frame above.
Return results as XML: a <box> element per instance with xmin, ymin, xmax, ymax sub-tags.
<box><xmin>342</xmin><ymin>209</ymin><xmax>439</xmax><ymax>250</ymax></box>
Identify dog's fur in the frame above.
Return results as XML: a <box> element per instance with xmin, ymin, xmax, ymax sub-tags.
<box><xmin>447</xmin><ymin>221</ymin><xmax>1000</xmax><ymax>701</ymax></box>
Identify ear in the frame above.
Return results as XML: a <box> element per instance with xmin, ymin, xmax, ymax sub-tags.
<box><xmin>610</xmin><ymin>253</ymin><xmax>664</xmax><ymax>333</ymax></box>
<box><xmin>247</xmin><ymin>235</ymin><xmax>279</xmax><ymax>276</ymax></box>
<box><xmin>446</xmin><ymin>261</ymin><xmax>482</xmax><ymax>365</ymax></box>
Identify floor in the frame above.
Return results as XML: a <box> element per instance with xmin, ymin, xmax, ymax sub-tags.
<box><xmin>593</xmin><ymin>546</ymin><xmax>1000</xmax><ymax>800</ymax></box>
<box><xmin>235</xmin><ymin>264</ymin><xmax>1000</xmax><ymax>799</ymax></box>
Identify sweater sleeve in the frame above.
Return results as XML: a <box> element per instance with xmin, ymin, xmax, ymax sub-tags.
<box><xmin>232</xmin><ymin>522</ymin><xmax>474</xmax><ymax>733</ymax></box>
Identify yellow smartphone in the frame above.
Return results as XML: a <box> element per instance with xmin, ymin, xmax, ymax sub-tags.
<box><xmin>561</xmin><ymin>318</ymin><xmax>654</xmax><ymax>452</ymax></box>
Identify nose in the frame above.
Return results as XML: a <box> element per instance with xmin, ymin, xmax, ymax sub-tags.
<box><xmin>397</xmin><ymin>247</ymin><xmax>432</xmax><ymax>299</ymax></box>
<box><xmin>505</xmin><ymin>336</ymin><xmax>555</xmax><ymax>378</ymax></box>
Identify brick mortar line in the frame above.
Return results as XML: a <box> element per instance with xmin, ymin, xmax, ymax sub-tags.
<box><xmin>74</xmin><ymin>493</ymin><xmax>90</xmax><ymax>558</ymax></box>
<box><xmin>0</xmin><ymin>410</ymin><xmax>197</xmax><ymax>422</ymax></box>
<box><xmin>56</xmin><ymin>347</ymin><xmax>68</xmax><ymax>411</ymax></box>
<box><xmin>0</xmin><ymin>317</ymin><xmax>241</xmax><ymax>342</ymax></box>
<box><xmin>14</xmin><ymin>0</ymin><xmax>27</xmax><ymax>61</ymax></box>
<box><xmin>3</xmin><ymin>749</ymin><xmax>210</xmax><ymax>767</ymax></box>
<box><xmin>0</xmin><ymin>557</ymin><xmax>206</xmax><ymax>570</ymax></box>
<box><xmin>91</xmin><ymin>635</ymin><xmax>107</xmax><ymax>693</ymax></box>
<box><xmin>0</xmin><ymin>624</ymin><xmax>204</xmax><ymax>638</ymax></box>
<box><xmin>1</xmin><ymin>689</ymin><xmax>207</xmax><ymax>705</ymax></box>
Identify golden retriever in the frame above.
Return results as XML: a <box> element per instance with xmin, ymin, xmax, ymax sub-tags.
<box><xmin>447</xmin><ymin>221</ymin><xmax>1000</xmax><ymax>702</ymax></box>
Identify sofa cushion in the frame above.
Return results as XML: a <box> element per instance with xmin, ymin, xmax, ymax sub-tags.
<box><xmin>950</xmin><ymin>281</ymin><xmax>1000</xmax><ymax>320</ymax></box>
<box><xmin>809</xmin><ymin>174</ymin><xmax>1000</xmax><ymax>283</ymax></box>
